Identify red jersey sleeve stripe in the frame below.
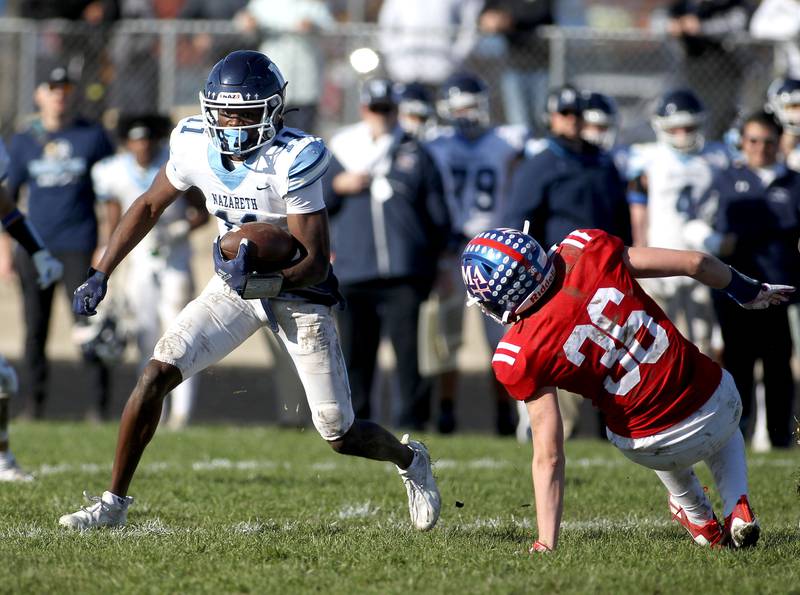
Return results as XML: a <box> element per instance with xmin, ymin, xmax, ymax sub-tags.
<box><xmin>497</xmin><ymin>341</ymin><xmax>522</xmax><ymax>353</ymax></box>
<box><xmin>492</xmin><ymin>353</ymin><xmax>516</xmax><ymax>365</ymax></box>
<box><xmin>468</xmin><ymin>238</ymin><xmax>526</xmax><ymax>263</ymax></box>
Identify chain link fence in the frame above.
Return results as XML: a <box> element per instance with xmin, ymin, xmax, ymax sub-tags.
<box><xmin>0</xmin><ymin>19</ymin><xmax>781</xmax><ymax>143</ymax></box>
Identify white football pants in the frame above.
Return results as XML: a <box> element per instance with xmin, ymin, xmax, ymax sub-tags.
<box><xmin>608</xmin><ymin>370</ymin><xmax>749</xmax><ymax>521</ymax></box>
<box><xmin>153</xmin><ymin>275</ymin><xmax>354</xmax><ymax>441</ymax></box>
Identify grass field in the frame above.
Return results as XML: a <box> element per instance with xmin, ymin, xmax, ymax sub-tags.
<box><xmin>1</xmin><ymin>422</ymin><xmax>798</xmax><ymax>594</ymax></box>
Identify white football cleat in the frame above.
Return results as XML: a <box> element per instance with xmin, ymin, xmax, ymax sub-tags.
<box><xmin>397</xmin><ymin>434</ymin><xmax>441</xmax><ymax>531</ymax></box>
<box><xmin>0</xmin><ymin>451</ymin><xmax>34</xmax><ymax>482</ymax></box>
<box><xmin>58</xmin><ymin>491</ymin><xmax>133</xmax><ymax>530</ymax></box>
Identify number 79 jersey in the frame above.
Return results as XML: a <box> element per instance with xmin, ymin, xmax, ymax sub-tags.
<box><xmin>493</xmin><ymin>230</ymin><xmax>722</xmax><ymax>438</ymax></box>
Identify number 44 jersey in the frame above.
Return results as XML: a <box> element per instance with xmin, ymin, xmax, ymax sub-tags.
<box><xmin>493</xmin><ymin>229</ymin><xmax>722</xmax><ymax>438</ymax></box>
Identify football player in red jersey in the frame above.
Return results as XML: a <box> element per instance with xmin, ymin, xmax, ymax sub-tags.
<box><xmin>461</xmin><ymin>226</ymin><xmax>794</xmax><ymax>550</ymax></box>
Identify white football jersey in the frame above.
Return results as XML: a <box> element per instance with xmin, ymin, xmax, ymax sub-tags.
<box><xmin>92</xmin><ymin>149</ymin><xmax>193</xmax><ymax>268</ymax></box>
<box><xmin>426</xmin><ymin>125</ymin><xmax>527</xmax><ymax>238</ymax></box>
<box><xmin>166</xmin><ymin>116</ymin><xmax>329</xmax><ymax>238</ymax></box>
<box><xmin>628</xmin><ymin>141</ymin><xmax>730</xmax><ymax>251</ymax></box>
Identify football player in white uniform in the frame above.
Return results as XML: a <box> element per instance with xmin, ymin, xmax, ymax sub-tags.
<box><xmin>424</xmin><ymin>72</ymin><xmax>528</xmax><ymax>434</ymax></box>
<box><xmin>0</xmin><ymin>138</ymin><xmax>63</xmax><ymax>481</ymax></box>
<box><xmin>627</xmin><ymin>89</ymin><xmax>730</xmax><ymax>354</ymax></box>
<box><xmin>766</xmin><ymin>77</ymin><xmax>800</xmax><ymax>171</ymax></box>
<box><xmin>91</xmin><ymin>114</ymin><xmax>209</xmax><ymax>430</ymax></box>
<box><xmin>59</xmin><ymin>50</ymin><xmax>440</xmax><ymax>530</ymax></box>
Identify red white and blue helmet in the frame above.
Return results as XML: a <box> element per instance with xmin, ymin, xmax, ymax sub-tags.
<box><xmin>461</xmin><ymin>227</ymin><xmax>555</xmax><ymax>324</ymax></box>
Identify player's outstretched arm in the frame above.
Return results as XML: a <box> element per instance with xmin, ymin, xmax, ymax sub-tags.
<box><xmin>526</xmin><ymin>387</ymin><xmax>565</xmax><ymax>552</ymax></box>
<box><xmin>623</xmin><ymin>246</ymin><xmax>795</xmax><ymax>309</ymax></box>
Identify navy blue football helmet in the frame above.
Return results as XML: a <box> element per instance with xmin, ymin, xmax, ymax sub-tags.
<box><xmin>200</xmin><ymin>50</ymin><xmax>287</xmax><ymax>156</ymax></box>
<box><xmin>651</xmin><ymin>89</ymin><xmax>706</xmax><ymax>152</ymax></box>
<box><xmin>581</xmin><ymin>91</ymin><xmax>618</xmax><ymax>150</ymax></box>
<box><xmin>396</xmin><ymin>81</ymin><xmax>434</xmax><ymax>119</ymax></box>
<box><xmin>437</xmin><ymin>72</ymin><xmax>490</xmax><ymax>138</ymax></box>
<box><xmin>461</xmin><ymin>227</ymin><xmax>555</xmax><ymax>324</ymax></box>
<box><xmin>766</xmin><ymin>77</ymin><xmax>800</xmax><ymax>134</ymax></box>
<box><xmin>396</xmin><ymin>81</ymin><xmax>434</xmax><ymax>137</ymax></box>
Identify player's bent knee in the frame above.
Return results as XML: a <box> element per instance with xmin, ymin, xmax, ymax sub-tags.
<box><xmin>138</xmin><ymin>360</ymin><xmax>183</xmax><ymax>399</ymax></box>
<box><xmin>313</xmin><ymin>403</ymin><xmax>354</xmax><ymax>443</ymax></box>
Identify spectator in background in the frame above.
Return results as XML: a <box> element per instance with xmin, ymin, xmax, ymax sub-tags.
<box><xmin>91</xmin><ymin>114</ymin><xmax>209</xmax><ymax>430</ymax></box>
<box><xmin>701</xmin><ymin>110</ymin><xmax>799</xmax><ymax>448</ymax></box>
<box><xmin>666</xmin><ymin>0</ymin><xmax>753</xmax><ymax>141</ymax></box>
<box><xmin>2</xmin><ymin>67</ymin><xmax>115</xmax><ymax>420</ymax></box>
<box><xmin>502</xmin><ymin>84</ymin><xmax>632</xmax><ymax>441</ymax></box>
<box><xmin>324</xmin><ymin>78</ymin><xmax>450</xmax><ymax>430</ymax></box>
<box><xmin>106</xmin><ymin>0</ymin><xmax>160</xmax><ymax>115</ymax></box>
<box><xmin>378</xmin><ymin>0</ymin><xmax>484</xmax><ymax>88</ymax></box>
<box><xmin>478</xmin><ymin>0</ymin><xmax>554</xmax><ymax>132</ymax></box>
<box><xmin>236</xmin><ymin>0</ymin><xmax>334</xmax><ymax>133</ymax></box>
<box><xmin>750</xmin><ymin>0</ymin><xmax>800</xmax><ymax>79</ymax></box>
<box><xmin>180</xmin><ymin>0</ymin><xmax>246</xmax><ymax>19</ymax></box>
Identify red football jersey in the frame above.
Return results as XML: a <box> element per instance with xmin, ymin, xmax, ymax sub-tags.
<box><xmin>493</xmin><ymin>229</ymin><xmax>722</xmax><ymax>438</ymax></box>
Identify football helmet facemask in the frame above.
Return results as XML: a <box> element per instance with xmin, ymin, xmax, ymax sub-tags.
<box><xmin>200</xmin><ymin>50</ymin><xmax>287</xmax><ymax>156</ymax></box>
<box><xmin>461</xmin><ymin>226</ymin><xmax>555</xmax><ymax>325</ymax></box>
<box><xmin>581</xmin><ymin>92</ymin><xmax>618</xmax><ymax>150</ymax></box>
<box><xmin>766</xmin><ymin>77</ymin><xmax>800</xmax><ymax>135</ymax></box>
<box><xmin>651</xmin><ymin>89</ymin><xmax>706</xmax><ymax>153</ymax></box>
<box><xmin>438</xmin><ymin>73</ymin><xmax>490</xmax><ymax>139</ymax></box>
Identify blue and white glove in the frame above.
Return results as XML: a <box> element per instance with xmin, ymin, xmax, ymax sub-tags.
<box><xmin>213</xmin><ymin>237</ymin><xmax>283</xmax><ymax>299</ymax></box>
<box><xmin>72</xmin><ymin>268</ymin><xmax>108</xmax><ymax>316</ymax></box>
<box><xmin>32</xmin><ymin>249</ymin><xmax>63</xmax><ymax>289</ymax></box>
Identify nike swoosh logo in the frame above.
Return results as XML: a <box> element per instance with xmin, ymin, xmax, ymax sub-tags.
<box><xmin>256</xmin><ymin>184</ymin><xmax>270</xmax><ymax>190</ymax></box>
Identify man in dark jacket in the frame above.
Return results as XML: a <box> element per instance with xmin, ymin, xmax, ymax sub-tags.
<box><xmin>325</xmin><ymin>78</ymin><xmax>451</xmax><ymax>429</ymax></box>
<box><xmin>502</xmin><ymin>85</ymin><xmax>632</xmax><ymax>251</ymax></box>
<box><xmin>4</xmin><ymin>67</ymin><xmax>115</xmax><ymax>420</ymax></box>
<box><xmin>701</xmin><ymin>110</ymin><xmax>799</xmax><ymax>447</ymax></box>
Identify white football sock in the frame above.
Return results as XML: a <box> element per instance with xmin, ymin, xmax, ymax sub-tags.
<box><xmin>704</xmin><ymin>429</ymin><xmax>749</xmax><ymax>517</ymax></box>
<box><xmin>655</xmin><ymin>467</ymin><xmax>714</xmax><ymax>523</ymax></box>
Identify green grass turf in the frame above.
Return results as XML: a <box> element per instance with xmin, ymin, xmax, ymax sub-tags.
<box><xmin>1</xmin><ymin>422</ymin><xmax>798</xmax><ymax>594</ymax></box>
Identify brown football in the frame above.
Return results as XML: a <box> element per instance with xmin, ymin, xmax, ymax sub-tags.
<box><xmin>219</xmin><ymin>222</ymin><xmax>303</xmax><ymax>273</ymax></box>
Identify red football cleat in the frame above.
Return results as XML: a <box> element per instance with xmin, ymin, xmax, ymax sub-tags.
<box><xmin>668</xmin><ymin>496</ymin><xmax>724</xmax><ymax>547</ymax></box>
<box><xmin>724</xmin><ymin>495</ymin><xmax>760</xmax><ymax>548</ymax></box>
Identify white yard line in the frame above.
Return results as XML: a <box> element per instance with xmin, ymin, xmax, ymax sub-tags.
<box><xmin>0</xmin><ymin>515</ymin><xmax>677</xmax><ymax>540</ymax></box>
<box><xmin>32</xmin><ymin>456</ymin><xmax>797</xmax><ymax>477</ymax></box>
